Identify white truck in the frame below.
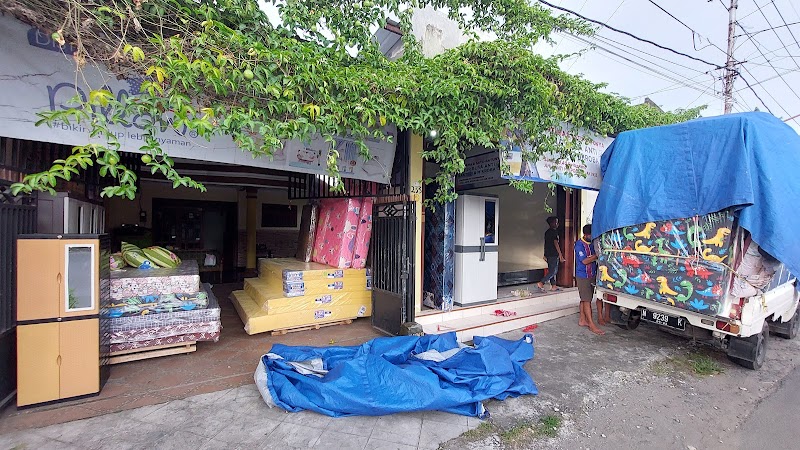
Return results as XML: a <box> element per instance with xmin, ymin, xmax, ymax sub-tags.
<box><xmin>591</xmin><ymin>112</ymin><xmax>800</xmax><ymax>370</ymax></box>
<box><xmin>595</xmin><ymin>212</ymin><xmax>798</xmax><ymax>370</ymax></box>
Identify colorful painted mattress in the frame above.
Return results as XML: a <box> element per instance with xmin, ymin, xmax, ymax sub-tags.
<box><xmin>312</xmin><ymin>198</ymin><xmax>362</xmax><ymax>268</ymax></box>
<box><xmin>352</xmin><ymin>197</ymin><xmax>373</xmax><ymax>269</ymax></box>
<box><xmin>103</xmin><ymin>291</ymin><xmax>208</xmax><ymax>318</ymax></box>
<box><xmin>110</xmin><ymin>332</ymin><xmax>220</xmax><ymax>352</ymax></box>
<box><xmin>244</xmin><ymin>279</ymin><xmax>372</xmax><ymax>314</ymax></box>
<box><xmin>110</xmin><ymin>260</ymin><xmax>200</xmax><ymax>300</ymax></box>
<box><xmin>230</xmin><ymin>290</ymin><xmax>370</xmax><ymax>335</ymax></box>
<box><xmin>598</xmin><ymin>209</ymin><xmax>736</xmax><ymax>316</ymax></box>
<box><xmin>109</xmin><ymin>286</ymin><xmax>220</xmax><ymax>333</ymax></box>
<box><xmin>109</xmin><ymin>321</ymin><xmax>221</xmax><ymax>344</ymax></box>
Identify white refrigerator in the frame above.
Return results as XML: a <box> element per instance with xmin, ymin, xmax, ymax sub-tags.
<box><xmin>454</xmin><ymin>195</ymin><xmax>499</xmax><ymax>306</ymax></box>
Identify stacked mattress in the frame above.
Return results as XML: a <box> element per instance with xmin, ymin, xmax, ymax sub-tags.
<box><xmin>231</xmin><ymin>258</ymin><xmax>372</xmax><ymax>335</ymax></box>
<box><xmin>105</xmin><ymin>260</ymin><xmax>221</xmax><ymax>352</ymax></box>
<box><xmin>311</xmin><ymin>198</ymin><xmax>373</xmax><ymax>269</ymax></box>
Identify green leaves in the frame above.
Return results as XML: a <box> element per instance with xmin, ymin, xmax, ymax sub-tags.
<box><xmin>10</xmin><ymin>0</ymin><xmax>699</xmax><ymax>202</ymax></box>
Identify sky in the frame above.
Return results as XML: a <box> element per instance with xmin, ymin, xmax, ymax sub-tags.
<box><xmin>256</xmin><ymin>1</ymin><xmax>800</xmax><ymax>132</ymax></box>
<box><xmin>530</xmin><ymin>0</ymin><xmax>800</xmax><ymax>132</ymax></box>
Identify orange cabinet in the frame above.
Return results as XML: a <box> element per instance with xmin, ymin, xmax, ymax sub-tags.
<box><xmin>16</xmin><ymin>235</ymin><xmax>109</xmax><ymax>407</ymax></box>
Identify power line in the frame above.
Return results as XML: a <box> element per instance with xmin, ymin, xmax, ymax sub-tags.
<box><xmin>561</xmin><ymin>33</ymin><xmax>727</xmax><ymax>102</ymax></box>
<box><xmin>734</xmin><ymin>66</ymin><xmax>798</xmax><ymax>91</ymax></box>
<box><xmin>735</xmin><ymin>22</ymin><xmax>800</xmax><ymax>103</ymax></box>
<box><xmin>564</xmin><ymin>0</ymin><xmax>626</xmax><ymax>71</ymax></box>
<box><xmin>647</xmin><ymin>0</ymin><xmax>728</xmax><ymax>55</ymax></box>
<box><xmin>755</xmin><ymin>0</ymin><xmax>800</xmax><ymax>71</ymax></box>
<box><xmin>770</xmin><ymin>1</ymin><xmax>800</xmax><ymax>58</ymax></box>
<box><xmin>735</xmin><ymin>69</ymin><xmax>777</xmax><ymax>114</ymax></box>
<box><xmin>592</xmin><ymin>33</ymin><xmax>709</xmax><ymax>74</ymax></box>
<box><xmin>536</xmin><ymin>0</ymin><xmax>725</xmax><ymax>68</ymax></box>
<box><xmin>630</xmin><ymin>71</ymin><xmax>719</xmax><ymax>100</ymax></box>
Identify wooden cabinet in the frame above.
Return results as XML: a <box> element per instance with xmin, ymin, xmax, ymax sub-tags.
<box><xmin>16</xmin><ymin>235</ymin><xmax>110</xmax><ymax>407</ymax></box>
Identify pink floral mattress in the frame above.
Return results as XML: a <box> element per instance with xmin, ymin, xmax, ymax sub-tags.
<box><xmin>312</xmin><ymin>198</ymin><xmax>361</xmax><ymax>268</ymax></box>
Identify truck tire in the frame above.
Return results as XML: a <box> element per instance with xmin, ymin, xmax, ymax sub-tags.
<box><xmin>728</xmin><ymin>321</ymin><xmax>768</xmax><ymax>370</ymax></box>
<box><xmin>771</xmin><ymin>308</ymin><xmax>800</xmax><ymax>340</ymax></box>
<box><xmin>617</xmin><ymin>310</ymin><xmax>641</xmax><ymax>331</ymax></box>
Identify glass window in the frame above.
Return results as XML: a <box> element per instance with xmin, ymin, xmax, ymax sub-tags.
<box><xmin>484</xmin><ymin>200</ymin><xmax>496</xmax><ymax>244</ymax></box>
<box><xmin>65</xmin><ymin>245</ymin><xmax>94</xmax><ymax>311</ymax></box>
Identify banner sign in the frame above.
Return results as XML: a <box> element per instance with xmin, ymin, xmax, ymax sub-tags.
<box><xmin>0</xmin><ymin>15</ymin><xmax>395</xmax><ymax>184</ymax></box>
<box><xmin>501</xmin><ymin>123</ymin><xmax>613</xmax><ymax>190</ymax></box>
<box><xmin>455</xmin><ymin>151</ymin><xmax>505</xmax><ymax>191</ymax></box>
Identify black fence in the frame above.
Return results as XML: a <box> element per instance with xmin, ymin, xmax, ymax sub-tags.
<box><xmin>0</xmin><ymin>201</ymin><xmax>37</xmax><ymax>408</ymax></box>
<box><xmin>288</xmin><ymin>131</ymin><xmax>411</xmax><ymax>200</ymax></box>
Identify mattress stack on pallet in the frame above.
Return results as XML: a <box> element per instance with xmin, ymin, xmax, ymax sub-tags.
<box><xmin>104</xmin><ymin>261</ymin><xmax>221</xmax><ymax>363</ymax></box>
<box><xmin>231</xmin><ymin>258</ymin><xmax>373</xmax><ymax>335</ymax></box>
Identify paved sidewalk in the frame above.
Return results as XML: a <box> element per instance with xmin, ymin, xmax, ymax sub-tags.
<box><xmin>0</xmin><ymin>383</ymin><xmax>482</xmax><ymax>450</ymax></box>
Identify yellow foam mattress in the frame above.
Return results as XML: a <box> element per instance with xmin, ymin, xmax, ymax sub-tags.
<box><xmin>243</xmin><ymin>279</ymin><xmax>372</xmax><ymax>314</ymax></box>
<box><xmin>247</xmin><ymin>274</ymin><xmax>371</xmax><ymax>298</ymax></box>
<box><xmin>258</xmin><ymin>258</ymin><xmax>369</xmax><ymax>282</ymax></box>
<box><xmin>230</xmin><ymin>290</ymin><xmax>371</xmax><ymax>335</ymax></box>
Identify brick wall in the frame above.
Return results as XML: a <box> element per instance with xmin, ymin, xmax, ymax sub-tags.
<box><xmin>236</xmin><ymin>229</ymin><xmax>300</xmax><ymax>267</ymax></box>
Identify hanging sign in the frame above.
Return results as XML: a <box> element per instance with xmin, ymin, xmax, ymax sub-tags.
<box><xmin>0</xmin><ymin>15</ymin><xmax>395</xmax><ymax>183</ymax></box>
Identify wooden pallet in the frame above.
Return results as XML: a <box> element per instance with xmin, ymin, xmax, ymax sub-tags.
<box><xmin>270</xmin><ymin>319</ymin><xmax>353</xmax><ymax>336</ymax></box>
<box><xmin>108</xmin><ymin>341</ymin><xmax>197</xmax><ymax>365</ymax></box>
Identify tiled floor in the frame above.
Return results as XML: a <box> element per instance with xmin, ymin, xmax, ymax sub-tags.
<box><xmin>0</xmin><ymin>384</ymin><xmax>481</xmax><ymax>450</ymax></box>
<box><xmin>0</xmin><ymin>283</ymin><xmax>383</xmax><ymax>435</ymax></box>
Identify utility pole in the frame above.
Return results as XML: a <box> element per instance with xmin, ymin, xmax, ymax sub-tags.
<box><xmin>723</xmin><ymin>0</ymin><xmax>738</xmax><ymax>114</ymax></box>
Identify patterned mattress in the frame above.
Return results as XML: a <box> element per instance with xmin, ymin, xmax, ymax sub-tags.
<box><xmin>110</xmin><ymin>260</ymin><xmax>200</xmax><ymax>300</ymax></box>
<box><xmin>109</xmin><ymin>332</ymin><xmax>220</xmax><ymax>352</ymax></box>
<box><xmin>108</xmin><ymin>285</ymin><xmax>220</xmax><ymax>333</ymax></box>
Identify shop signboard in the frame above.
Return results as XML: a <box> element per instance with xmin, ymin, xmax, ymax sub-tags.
<box><xmin>0</xmin><ymin>15</ymin><xmax>395</xmax><ymax>184</ymax></box>
<box><xmin>500</xmin><ymin>123</ymin><xmax>613</xmax><ymax>190</ymax></box>
<box><xmin>455</xmin><ymin>151</ymin><xmax>505</xmax><ymax>191</ymax></box>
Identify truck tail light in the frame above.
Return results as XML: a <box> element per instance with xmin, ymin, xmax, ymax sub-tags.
<box><xmin>716</xmin><ymin>320</ymin><xmax>741</xmax><ymax>334</ymax></box>
<box><xmin>729</xmin><ymin>298</ymin><xmax>745</xmax><ymax>321</ymax></box>
<box><xmin>604</xmin><ymin>293</ymin><xmax>617</xmax><ymax>303</ymax></box>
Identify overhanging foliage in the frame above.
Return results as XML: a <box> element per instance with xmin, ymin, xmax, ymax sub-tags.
<box><xmin>2</xmin><ymin>0</ymin><xmax>702</xmax><ymax>202</ymax></box>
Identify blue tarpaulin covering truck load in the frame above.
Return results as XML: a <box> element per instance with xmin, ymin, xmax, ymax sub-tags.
<box><xmin>593</xmin><ymin>112</ymin><xmax>800</xmax><ymax>369</ymax></box>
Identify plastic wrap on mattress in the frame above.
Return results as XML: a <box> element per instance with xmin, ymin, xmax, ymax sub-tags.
<box><xmin>230</xmin><ymin>290</ymin><xmax>370</xmax><ymax>335</ymax></box>
<box><xmin>598</xmin><ymin>209</ymin><xmax>736</xmax><ymax>316</ymax></box>
<box><xmin>244</xmin><ymin>278</ymin><xmax>371</xmax><ymax>314</ymax></box>
<box><xmin>352</xmin><ymin>197</ymin><xmax>373</xmax><ymax>269</ymax></box>
<box><xmin>109</xmin><ymin>321</ymin><xmax>221</xmax><ymax>344</ymax></box>
<box><xmin>110</xmin><ymin>260</ymin><xmax>200</xmax><ymax>300</ymax></box>
<box><xmin>257</xmin><ymin>258</ymin><xmax>372</xmax><ymax>297</ymax></box>
<box><xmin>109</xmin><ymin>285</ymin><xmax>220</xmax><ymax>332</ymax></box>
<box><xmin>103</xmin><ymin>291</ymin><xmax>208</xmax><ymax>318</ymax></box>
<box><xmin>311</xmin><ymin>198</ymin><xmax>361</xmax><ymax>268</ymax></box>
<box><xmin>109</xmin><ymin>332</ymin><xmax>220</xmax><ymax>352</ymax></box>
<box><xmin>295</xmin><ymin>204</ymin><xmax>319</xmax><ymax>263</ymax></box>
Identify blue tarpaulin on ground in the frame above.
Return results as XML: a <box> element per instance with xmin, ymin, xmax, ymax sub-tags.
<box><xmin>254</xmin><ymin>332</ymin><xmax>537</xmax><ymax>417</ymax></box>
<box><xmin>593</xmin><ymin>112</ymin><xmax>800</xmax><ymax>277</ymax></box>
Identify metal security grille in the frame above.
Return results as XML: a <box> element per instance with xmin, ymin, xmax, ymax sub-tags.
<box><xmin>0</xmin><ymin>201</ymin><xmax>37</xmax><ymax>407</ymax></box>
<box><xmin>370</xmin><ymin>200</ymin><xmax>415</xmax><ymax>335</ymax></box>
<box><xmin>288</xmin><ymin>131</ymin><xmax>411</xmax><ymax>200</ymax></box>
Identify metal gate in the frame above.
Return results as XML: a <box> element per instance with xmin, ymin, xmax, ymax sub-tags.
<box><xmin>370</xmin><ymin>200</ymin><xmax>415</xmax><ymax>336</ymax></box>
<box><xmin>0</xmin><ymin>201</ymin><xmax>37</xmax><ymax>408</ymax></box>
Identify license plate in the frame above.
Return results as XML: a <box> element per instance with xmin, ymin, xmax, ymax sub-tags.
<box><xmin>641</xmin><ymin>308</ymin><xmax>686</xmax><ymax>331</ymax></box>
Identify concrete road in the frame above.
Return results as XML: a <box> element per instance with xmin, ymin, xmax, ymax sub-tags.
<box><xmin>729</xmin><ymin>366</ymin><xmax>800</xmax><ymax>450</ymax></box>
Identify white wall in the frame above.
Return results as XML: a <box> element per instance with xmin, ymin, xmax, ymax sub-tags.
<box><xmin>470</xmin><ymin>184</ymin><xmax>551</xmax><ymax>270</ymax></box>
<box><xmin>411</xmin><ymin>7</ymin><xmax>467</xmax><ymax>57</ymax></box>
<box><xmin>580</xmin><ymin>189</ymin><xmax>599</xmax><ymax>230</ymax></box>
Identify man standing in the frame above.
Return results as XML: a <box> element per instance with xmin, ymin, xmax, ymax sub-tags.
<box><xmin>538</xmin><ymin>216</ymin><xmax>564</xmax><ymax>292</ymax></box>
<box><xmin>576</xmin><ymin>224</ymin><xmax>604</xmax><ymax>335</ymax></box>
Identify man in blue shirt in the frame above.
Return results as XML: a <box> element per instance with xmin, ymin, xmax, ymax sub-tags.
<box><xmin>576</xmin><ymin>224</ymin><xmax>604</xmax><ymax>335</ymax></box>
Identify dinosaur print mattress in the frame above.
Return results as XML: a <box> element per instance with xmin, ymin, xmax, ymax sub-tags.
<box><xmin>597</xmin><ymin>209</ymin><xmax>736</xmax><ymax>316</ymax></box>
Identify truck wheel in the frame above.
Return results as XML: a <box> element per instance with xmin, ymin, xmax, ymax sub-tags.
<box><xmin>617</xmin><ymin>311</ymin><xmax>641</xmax><ymax>330</ymax></box>
<box><xmin>728</xmin><ymin>321</ymin><xmax>768</xmax><ymax>370</ymax></box>
<box><xmin>772</xmin><ymin>308</ymin><xmax>800</xmax><ymax>340</ymax></box>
